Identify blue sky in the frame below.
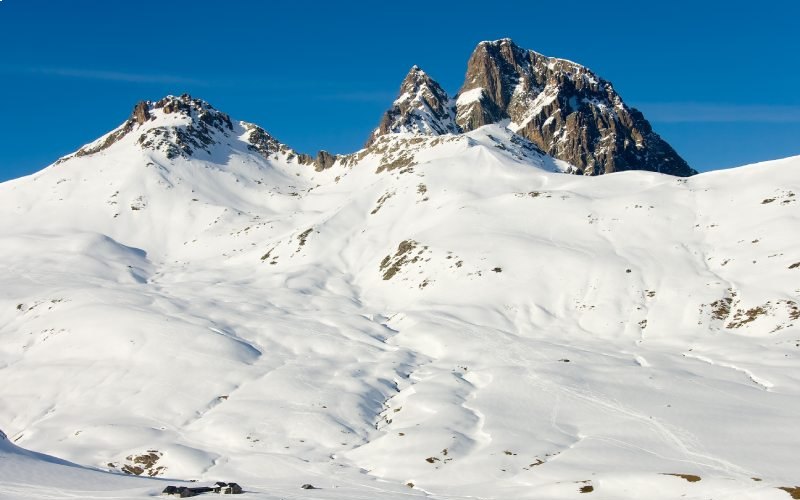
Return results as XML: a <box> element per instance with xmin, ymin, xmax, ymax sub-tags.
<box><xmin>0</xmin><ymin>0</ymin><xmax>798</xmax><ymax>181</ymax></box>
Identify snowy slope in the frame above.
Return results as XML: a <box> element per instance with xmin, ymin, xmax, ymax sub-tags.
<box><xmin>0</xmin><ymin>430</ymin><xmax>169</xmax><ymax>499</ymax></box>
<box><xmin>0</xmin><ymin>97</ymin><xmax>799</xmax><ymax>500</ymax></box>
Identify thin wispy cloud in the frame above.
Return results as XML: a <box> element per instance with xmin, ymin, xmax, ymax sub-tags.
<box><xmin>22</xmin><ymin>67</ymin><xmax>209</xmax><ymax>86</ymax></box>
<box><xmin>1</xmin><ymin>66</ymin><xmax>395</xmax><ymax>100</ymax></box>
<box><xmin>635</xmin><ymin>102</ymin><xmax>800</xmax><ymax>123</ymax></box>
<box><xmin>312</xmin><ymin>91</ymin><xmax>396</xmax><ymax>103</ymax></box>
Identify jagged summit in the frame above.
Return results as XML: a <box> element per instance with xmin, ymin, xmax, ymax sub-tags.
<box><xmin>60</xmin><ymin>94</ymin><xmax>235</xmax><ymax>162</ymax></box>
<box><xmin>369</xmin><ymin>38</ymin><xmax>695</xmax><ymax>177</ymax></box>
<box><xmin>456</xmin><ymin>38</ymin><xmax>695</xmax><ymax>176</ymax></box>
<box><xmin>365</xmin><ymin>66</ymin><xmax>459</xmax><ymax>147</ymax></box>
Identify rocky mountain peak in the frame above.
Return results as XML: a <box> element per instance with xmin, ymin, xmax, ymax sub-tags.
<box><xmin>365</xmin><ymin>38</ymin><xmax>694</xmax><ymax>177</ymax></box>
<box><xmin>132</xmin><ymin>94</ymin><xmax>237</xmax><ymax>160</ymax></box>
<box><xmin>456</xmin><ymin>39</ymin><xmax>695</xmax><ymax>176</ymax></box>
<box><xmin>151</xmin><ymin>94</ymin><xmax>233</xmax><ymax>131</ymax></box>
<box><xmin>461</xmin><ymin>39</ymin><xmax>531</xmax><ymax>113</ymax></box>
<box><xmin>65</xmin><ymin>94</ymin><xmax>236</xmax><ymax>161</ymax></box>
<box><xmin>58</xmin><ymin>93</ymin><xmax>341</xmax><ymax>173</ymax></box>
<box><xmin>365</xmin><ymin>66</ymin><xmax>459</xmax><ymax>147</ymax></box>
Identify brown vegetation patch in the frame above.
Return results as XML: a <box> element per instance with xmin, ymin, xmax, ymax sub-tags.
<box><xmin>371</xmin><ymin>191</ymin><xmax>395</xmax><ymax>215</ymax></box>
<box><xmin>297</xmin><ymin>228</ymin><xmax>313</xmax><ymax>247</ymax></box>
<box><xmin>662</xmin><ymin>473</ymin><xmax>701</xmax><ymax>482</ymax></box>
<box><xmin>119</xmin><ymin>451</ymin><xmax>165</xmax><ymax>477</ymax></box>
<box><xmin>376</xmin><ymin>153</ymin><xmax>416</xmax><ymax>173</ymax></box>
<box><xmin>779</xmin><ymin>486</ymin><xmax>800</xmax><ymax>499</ymax></box>
<box><xmin>380</xmin><ymin>240</ymin><xmax>420</xmax><ymax>280</ymax></box>
<box><xmin>786</xmin><ymin>300</ymin><xmax>800</xmax><ymax>321</ymax></box>
<box><xmin>727</xmin><ymin>305</ymin><xmax>769</xmax><ymax>328</ymax></box>
<box><xmin>709</xmin><ymin>297</ymin><xmax>732</xmax><ymax>320</ymax></box>
<box><xmin>707</xmin><ymin>288</ymin><xmax>737</xmax><ymax>321</ymax></box>
<box><xmin>515</xmin><ymin>191</ymin><xmax>552</xmax><ymax>199</ymax></box>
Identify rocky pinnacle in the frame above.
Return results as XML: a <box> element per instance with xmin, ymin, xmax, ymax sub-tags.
<box><xmin>365</xmin><ymin>66</ymin><xmax>459</xmax><ymax>147</ymax></box>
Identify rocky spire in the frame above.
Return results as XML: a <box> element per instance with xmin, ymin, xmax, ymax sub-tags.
<box><xmin>366</xmin><ymin>66</ymin><xmax>459</xmax><ymax>147</ymax></box>
<box><xmin>455</xmin><ymin>39</ymin><xmax>695</xmax><ymax>176</ymax></box>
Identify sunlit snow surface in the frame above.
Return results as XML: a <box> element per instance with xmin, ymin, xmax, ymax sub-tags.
<box><xmin>0</xmin><ymin>117</ymin><xmax>798</xmax><ymax>499</ymax></box>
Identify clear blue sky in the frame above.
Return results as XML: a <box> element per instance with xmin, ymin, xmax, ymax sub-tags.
<box><xmin>1</xmin><ymin>0</ymin><xmax>798</xmax><ymax>181</ymax></box>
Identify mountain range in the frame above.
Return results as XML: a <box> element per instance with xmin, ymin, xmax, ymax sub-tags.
<box><xmin>0</xmin><ymin>39</ymin><xmax>798</xmax><ymax>500</ymax></box>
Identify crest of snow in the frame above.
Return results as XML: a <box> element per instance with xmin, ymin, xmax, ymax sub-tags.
<box><xmin>582</xmin><ymin>96</ymin><xmax>619</xmax><ymax>120</ymax></box>
<box><xmin>508</xmin><ymin>86</ymin><xmax>559</xmax><ymax>131</ymax></box>
<box><xmin>393</xmin><ymin>91</ymin><xmax>412</xmax><ymax>105</ymax></box>
<box><xmin>456</xmin><ymin>87</ymin><xmax>485</xmax><ymax>107</ymax></box>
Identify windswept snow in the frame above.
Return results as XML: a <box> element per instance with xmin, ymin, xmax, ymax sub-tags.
<box><xmin>456</xmin><ymin>87</ymin><xmax>485</xmax><ymax>106</ymax></box>
<box><xmin>0</xmin><ymin>102</ymin><xmax>798</xmax><ymax>500</ymax></box>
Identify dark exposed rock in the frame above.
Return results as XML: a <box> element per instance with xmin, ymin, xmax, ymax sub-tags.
<box><xmin>132</xmin><ymin>101</ymin><xmax>151</xmax><ymax>125</ymax></box>
<box><xmin>300</xmin><ymin>484</ymin><xmax>318</xmax><ymax>489</ymax></box>
<box><xmin>314</xmin><ymin>150</ymin><xmax>337</xmax><ymax>171</ymax></box>
<box><xmin>244</xmin><ymin>123</ymin><xmax>295</xmax><ymax>158</ymax></box>
<box><xmin>365</xmin><ymin>65</ymin><xmax>459</xmax><ymax>147</ymax></box>
<box><xmin>456</xmin><ymin>39</ymin><xmax>695</xmax><ymax>176</ymax></box>
<box><xmin>162</xmin><ymin>482</ymin><xmax>243</xmax><ymax>496</ymax></box>
<box><xmin>243</xmin><ymin>123</ymin><xmax>336</xmax><ymax>170</ymax></box>
<box><xmin>72</xmin><ymin>126</ymin><xmax>132</xmax><ymax>159</ymax></box>
<box><xmin>71</xmin><ymin>101</ymin><xmax>146</xmax><ymax>159</ymax></box>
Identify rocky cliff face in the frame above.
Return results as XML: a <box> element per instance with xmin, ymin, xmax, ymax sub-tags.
<box><xmin>456</xmin><ymin>39</ymin><xmax>694</xmax><ymax>176</ymax></box>
<box><xmin>365</xmin><ymin>66</ymin><xmax>458</xmax><ymax>147</ymax></box>
<box><xmin>369</xmin><ymin>39</ymin><xmax>695</xmax><ymax>177</ymax></box>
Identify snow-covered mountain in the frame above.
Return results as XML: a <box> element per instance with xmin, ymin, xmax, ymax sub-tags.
<box><xmin>0</xmin><ymin>84</ymin><xmax>798</xmax><ymax>499</ymax></box>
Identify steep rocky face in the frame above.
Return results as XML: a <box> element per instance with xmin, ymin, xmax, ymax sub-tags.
<box><xmin>366</xmin><ymin>66</ymin><xmax>459</xmax><ymax>147</ymax></box>
<box><xmin>456</xmin><ymin>39</ymin><xmax>695</xmax><ymax>176</ymax></box>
